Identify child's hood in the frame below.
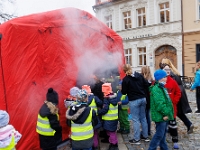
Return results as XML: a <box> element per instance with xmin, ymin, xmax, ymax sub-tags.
<box><xmin>0</xmin><ymin>125</ymin><xmax>14</xmax><ymax>140</ymax></box>
<box><xmin>107</xmin><ymin>93</ymin><xmax>118</xmax><ymax>106</ymax></box>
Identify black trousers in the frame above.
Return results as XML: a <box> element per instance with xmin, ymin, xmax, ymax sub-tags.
<box><xmin>168</xmin><ymin>118</ymin><xmax>178</xmax><ymax>143</ymax></box>
<box><xmin>196</xmin><ymin>87</ymin><xmax>200</xmax><ymax>111</ymax></box>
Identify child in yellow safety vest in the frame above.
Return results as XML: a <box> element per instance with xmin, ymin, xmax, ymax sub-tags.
<box><xmin>36</xmin><ymin>88</ymin><xmax>62</xmax><ymax>150</ymax></box>
<box><xmin>66</xmin><ymin>89</ymin><xmax>98</xmax><ymax>150</ymax></box>
<box><xmin>0</xmin><ymin>110</ymin><xmax>22</xmax><ymax>149</ymax></box>
<box><xmin>116</xmin><ymin>80</ymin><xmax>130</xmax><ymax>134</ymax></box>
<box><xmin>82</xmin><ymin>85</ymin><xmax>102</xmax><ymax>150</ymax></box>
<box><xmin>98</xmin><ymin>83</ymin><xmax>119</xmax><ymax>150</ymax></box>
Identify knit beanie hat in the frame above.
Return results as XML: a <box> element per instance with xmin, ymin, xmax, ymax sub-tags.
<box><xmin>70</xmin><ymin>87</ymin><xmax>80</xmax><ymax>97</ymax></box>
<box><xmin>46</xmin><ymin>88</ymin><xmax>58</xmax><ymax>105</ymax></box>
<box><xmin>119</xmin><ymin>80</ymin><xmax>122</xmax><ymax>85</ymax></box>
<box><xmin>82</xmin><ymin>85</ymin><xmax>91</xmax><ymax>94</ymax></box>
<box><xmin>102</xmin><ymin>83</ymin><xmax>113</xmax><ymax>96</ymax></box>
<box><xmin>154</xmin><ymin>69</ymin><xmax>167</xmax><ymax>81</ymax></box>
<box><xmin>77</xmin><ymin>89</ymin><xmax>88</xmax><ymax>102</ymax></box>
<box><xmin>0</xmin><ymin>110</ymin><xmax>9</xmax><ymax>127</ymax></box>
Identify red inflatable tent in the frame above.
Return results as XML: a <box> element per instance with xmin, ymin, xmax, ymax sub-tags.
<box><xmin>0</xmin><ymin>8</ymin><xmax>125</xmax><ymax>149</ymax></box>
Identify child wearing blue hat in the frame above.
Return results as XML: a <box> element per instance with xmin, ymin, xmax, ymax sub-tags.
<box><xmin>116</xmin><ymin>80</ymin><xmax>130</xmax><ymax>134</ymax></box>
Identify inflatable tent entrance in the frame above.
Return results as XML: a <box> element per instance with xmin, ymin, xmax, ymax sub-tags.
<box><xmin>0</xmin><ymin>8</ymin><xmax>125</xmax><ymax>149</ymax></box>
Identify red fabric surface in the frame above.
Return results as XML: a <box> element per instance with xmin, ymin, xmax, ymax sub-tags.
<box><xmin>0</xmin><ymin>8</ymin><xmax>125</xmax><ymax>149</ymax></box>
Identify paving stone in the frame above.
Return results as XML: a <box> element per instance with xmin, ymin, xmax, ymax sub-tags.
<box><xmin>98</xmin><ymin>90</ymin><xmax>200</xmax><ymax>150</ymax></box>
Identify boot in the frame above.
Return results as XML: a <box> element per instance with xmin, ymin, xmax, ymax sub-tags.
<box><xmin>101</xmin><ymin>138</ymin><xmax>109</xmax><ymax>143</ymax></box>
<box><xmin>107</xmin><ymin>144</ymin><xmax>119</xmax><ymax>150</ymax></box>
<box><xmin>121</xmin><ymin>129</ymin><xmax>130</xmax><ymax>134</ymax></box>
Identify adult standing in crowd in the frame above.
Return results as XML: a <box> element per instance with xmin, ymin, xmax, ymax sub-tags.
<box><xmin>190</xmin><ymin>61</ymin><xmax>200</xmax><ymax>113</ymax></box>
<box><xmin>91</xmin><ymin>75</ymin><xmax>104</xmax><ymax>102</ymax></box>
<box><xmin>161</xmin><ymin>58</ymin><xmax>194</xmax><ymax>134</ymax></box>
<box><xmin>122</xmin><ymin>64</ymin><xmax>150</xmax><ymax>145</ymax></box>
<box><xmin>163</xmin><ymin>64</ymin><xmax>181</xmax><ymax>149</ymax></box>
<box><xmin>141</xmin><ymin>66</ymin><xmax>154</xmax><ymax>136</ymax></box>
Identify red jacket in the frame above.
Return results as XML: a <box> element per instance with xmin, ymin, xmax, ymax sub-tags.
<box><xmin>165</xmin><ymin>76</ymin><xmax>181</xmax><ymax>118</ymax></box>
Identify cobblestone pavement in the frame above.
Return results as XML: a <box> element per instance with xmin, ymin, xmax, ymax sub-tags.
<box><xmin>100</xmin><ymin>90</ymin><xmax>200</xmax><ymax>150</ymax></box>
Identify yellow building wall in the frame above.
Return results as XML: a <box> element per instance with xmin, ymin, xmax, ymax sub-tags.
<box><xmin>184</xmin><ymin>32</ymin><xmax>200</xmax><ymax>77</ymax></box>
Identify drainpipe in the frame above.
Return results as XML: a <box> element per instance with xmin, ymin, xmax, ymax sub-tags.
<box><xmin>181</xmin><ymin>0</ymin><xmax>184</xmax><ymax>76</ymax></box>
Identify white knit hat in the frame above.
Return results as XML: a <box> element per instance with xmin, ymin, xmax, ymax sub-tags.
<box><xmin>0</xmin><ymin>110</ymin><xmax>9</xmax><ymax>127</ymax></box>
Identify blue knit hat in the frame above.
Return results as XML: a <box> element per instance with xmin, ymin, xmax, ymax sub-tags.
<box><xmin>70</xmin><ymin>87</ymin><xmax>80</xmax><ymax>97</ymax></box>
<box><xmin>0</xmin><ymin>110</ymin><xmax>9</xmax><ymax>127</ymax></box>
<box><xmin>154</xmin><ymin>69</ymin><xmax>167</xmax><ymax>81</ymax></box>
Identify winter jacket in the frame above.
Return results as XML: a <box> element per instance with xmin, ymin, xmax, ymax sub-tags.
<box><xmin>122</xmin><ymin>71</ymin><xmax>149</xmax><ymax>101</ymax></box>
<box><xmin>0</xmin><ymin>125</ymin><xmax>21</xmax><ymax>149</ymax></box>
<box><xmin>191</xmin><ymin>69</ymin><xmax>200</xmax><ymax>90</ymax></box>
<box><xmin>165</xmin><ymin>76</ymin><xmax>181</xmax><ymax>118</ymax></box>
<box><xmin>87</xmin><ymin>94</ymin><xmax>102</xmax><ymax>129</ymax></box>
<box><xmin>66</xmin><ymin>103</ymin><xmax>98</xmax><ymax>149</ymax></box>
<box><xmin>170</xmin><ymin>72</ymin><xmax>192</xmax><ymax>114</ymax></box>
<box><xmin>116</xmin><ymin>90</ymin><xmax>129</xmax><ymax>110</ymax></box>
<box><xmin>143</xmin><ymin>78</ymin><xmax>152</xmax><ymax>110</ymax></box>
<box><xmin>149</xmin><ymin>82</ymin><xmax>174</xmax><ymax>122</ymax></box>
<box><xmin>37</xmin><ymin>103</ymin><xmax>62</xmax><ymax>149</ymax></box>
<box><xmin>98</xmin><ymin>93</ymin><xmax>118</xmax><ymax>132</ymax></box>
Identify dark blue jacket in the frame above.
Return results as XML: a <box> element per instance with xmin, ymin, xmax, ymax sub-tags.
<box><xmin>98</xmin><ymin>93</ymin><xmax>118</xmax><ymax>132</ymax></box>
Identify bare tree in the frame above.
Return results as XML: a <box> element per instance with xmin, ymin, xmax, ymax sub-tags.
<box><xmin>0</xmin><ymin>0</ymin><xmax>17</xmax><ymax>23</ymax></box>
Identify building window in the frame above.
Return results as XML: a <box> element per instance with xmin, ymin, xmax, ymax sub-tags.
<box><xmin>138</xmin><ymin>48</ymin><xmax>146</xmax><ymax>66</ymax></box>
<box><xmin>198</xmin><ymin>0</ymin><xmax>200</xmax><ymax>19</ymax></box>
<box><xmin>137</xmin><ymin>8</ymin><xmax>146</xmax><ymax>27</ymax></box>
<box><xmin>159</xmin><ymin>2</ymin><xmax>170</xmax><ymax>23</ymax></box>
<box><xmin>124</xmin><ymin>48</ymin><xmax>132</xmax><ymax>66</ymax></box>
<box><xmin>105</xmin><ymin>15</ymin><xmax>112</xmax><ymax>29</ymax></box>
<box><xmin>123</xmin><ymin>11</ymin><xmax>132</xmax><ymax>29</ymax></box>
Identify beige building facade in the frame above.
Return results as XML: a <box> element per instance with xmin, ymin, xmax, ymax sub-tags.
<box><xmin>183</xmin><ymin>0</ymin><xmax>200</xmax><ymax>76</ymax></box>
<box><xmin>93</xmin><ymin>0</ymin><xmax>182</xmax><ymax>74</ymax></box>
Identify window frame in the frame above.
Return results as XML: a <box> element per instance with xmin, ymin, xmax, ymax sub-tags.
<box><xmin>137</xmin><ymin>7</ymin><xmax>146</xmax><ymax>27</ymax></box>
<box><xmin>198</xmin><ymin>0</ymin><xmax>200</xmax><ymax>19</ymax></box>
<box><xmin>123</xmin><ymin>11</ymin><xmax>132</xmax><ymax>29</ymax></box>
<box><xmin>159</xmin><ymin>2</ymin><xmax>170</xmax><ymax>23</ymax></box>
<box><xmin>105</xmin><ymin>15</ymin><xmax>112</xmax><ymax>29</ymax></box>
<box><xmin>124</xmin><ymin>48</ymin><xmax>132</xmax><ymax>66</ymax></box>
<box><xmin>138</xmin><ymin>47</ymin><xmax>146</xmax><ymax>66</ymax></box>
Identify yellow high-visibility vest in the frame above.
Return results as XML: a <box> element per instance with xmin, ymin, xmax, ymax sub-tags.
<box><xmin>120</xmin><ymin>95</ymin><xmax>129</xmax><ymax>110</ymax></box>
<box><xmin>0</xmin><ymin>133</ymin><xmax>15</xmax><ymax>150</ymax></box>
<box><xmin>102</xmin><ymin>103</ymin><xmax>118</xmax><ymax>120</ymax></box>
<box><xmin>89</xmin><ymin>98</ymin><xmax>97</xmax><ymax>114</ymax></box>
<box><xmin>36</xmin><ymin>114</ymin><xmax>59</xmax><ymax>136</ymax></box>
<box><xmin>71</xmin><ymin>108</ymin><xmax>93</xmax><ymax>141</ymax></box>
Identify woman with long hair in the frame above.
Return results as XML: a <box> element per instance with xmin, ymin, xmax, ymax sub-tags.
<box><xmin>122</xmin><ymin>64</ymin><xmax>150</xmax><ymax>145</ymax></box>
<box><xmin>161</xmin><ymin>58</ymin><xmax>194</xmax><ymax>134</ymax></box>
<box><xmin>141</xmin><ymin>66</ymin><xmax>153</xmax><ymax>136</ymax></box>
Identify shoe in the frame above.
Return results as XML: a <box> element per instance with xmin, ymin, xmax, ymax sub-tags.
<box><xmin>93</xmin><ymin>147</ymin><xmax>98</xmax><ymax>150</ymax></box>
<box><xmin>117</xmin><ymin>129</ymin><xmax>123</xmax><ymax>133</ymax></box>
<box><xmin>129</xmin><ymin>139</ymin><xmax>141</xmax><ymax>145</ymax></box>
<box><xmin>107</xmin><ymin>144</ymin><xmax>119</xmax><ymax>150</ymax></box>
<box><xmin>140</xmin><ymin>135</ymin><xmax>150</xmax><ymax>142</ymax></box>
<box><xmin>173</xmin><ymin>143</ymin><xmax>179</xmax><ymax>149</ymax></box>
<box><xmin>101</xmin><ymin>138</ymin><xmax>109</xmax><ymax>143</ymax></box>
<box><xmin>195</xmin><ymin>110</ymin><xmax>200</xmax><ymax>113</ymax></box>
<box><xmin>121</xmin><ymin>129</ymin><xmax>130</xmax><ymax>134</ymax></box>
<box><xmin>187</xmin><ymin>124</ymin><xmax>194</xmax><ymax>134</ymax></box>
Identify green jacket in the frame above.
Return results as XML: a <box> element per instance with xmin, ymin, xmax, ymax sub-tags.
<box><xmin>149</xmin><ymin>82</ymin><xmax>174</xmax><ymax>122</ymax></box>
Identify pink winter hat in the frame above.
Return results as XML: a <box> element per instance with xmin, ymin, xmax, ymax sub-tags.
<box><xmin>82</xmin><ymin>85</ymin><xmax>91</xmax><ymax>94</ymax></box>
<box><xmin>102</xmin><ymin>83</ymin><xmax>113</xmax><ymax>96</ymax></box>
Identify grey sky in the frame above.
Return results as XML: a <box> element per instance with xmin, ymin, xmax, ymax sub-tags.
<box><xmin>15</xmin><ymin>0</ymin><xmax>95</xmax><ymax>17</ymax></box>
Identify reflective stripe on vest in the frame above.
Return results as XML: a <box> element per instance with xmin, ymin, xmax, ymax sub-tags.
<box><xmin>102</xmin><ymin>103</ymin><xmax>118</xmax><ymax>120</ymax></box>
<box><xmin>36</xmin><ymin>114</ymin><xmax>58</xmax><ymax>136</ymax></box>
<box><xmin>0</xmin><ymin>133</ymin><xmax>15</xmax><ymax>150</ymax></box>
<box><xmin>120</xmin><ymin>95</ymin><xmax>129</xmax><ymax>110</ymax></box>
<box><xmin>71</xmin><ymin>108</ymin><xmax>94</xmax><ymax>140</ymax></box>
<box><xmin>89</xmin><ymin>98</ymin><xmax>97</xmax><ymax>114</ymax></box>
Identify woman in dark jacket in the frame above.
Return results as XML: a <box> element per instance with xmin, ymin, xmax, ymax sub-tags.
<box><xmin>36</xmin><ymin>88</ymin><xmax>62</xmax><ymax>150</ymax></box>
<box><xmin>161</xmin><ymin>58</ymin><xmax>194</xmax><ymax>134</ymax></box>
